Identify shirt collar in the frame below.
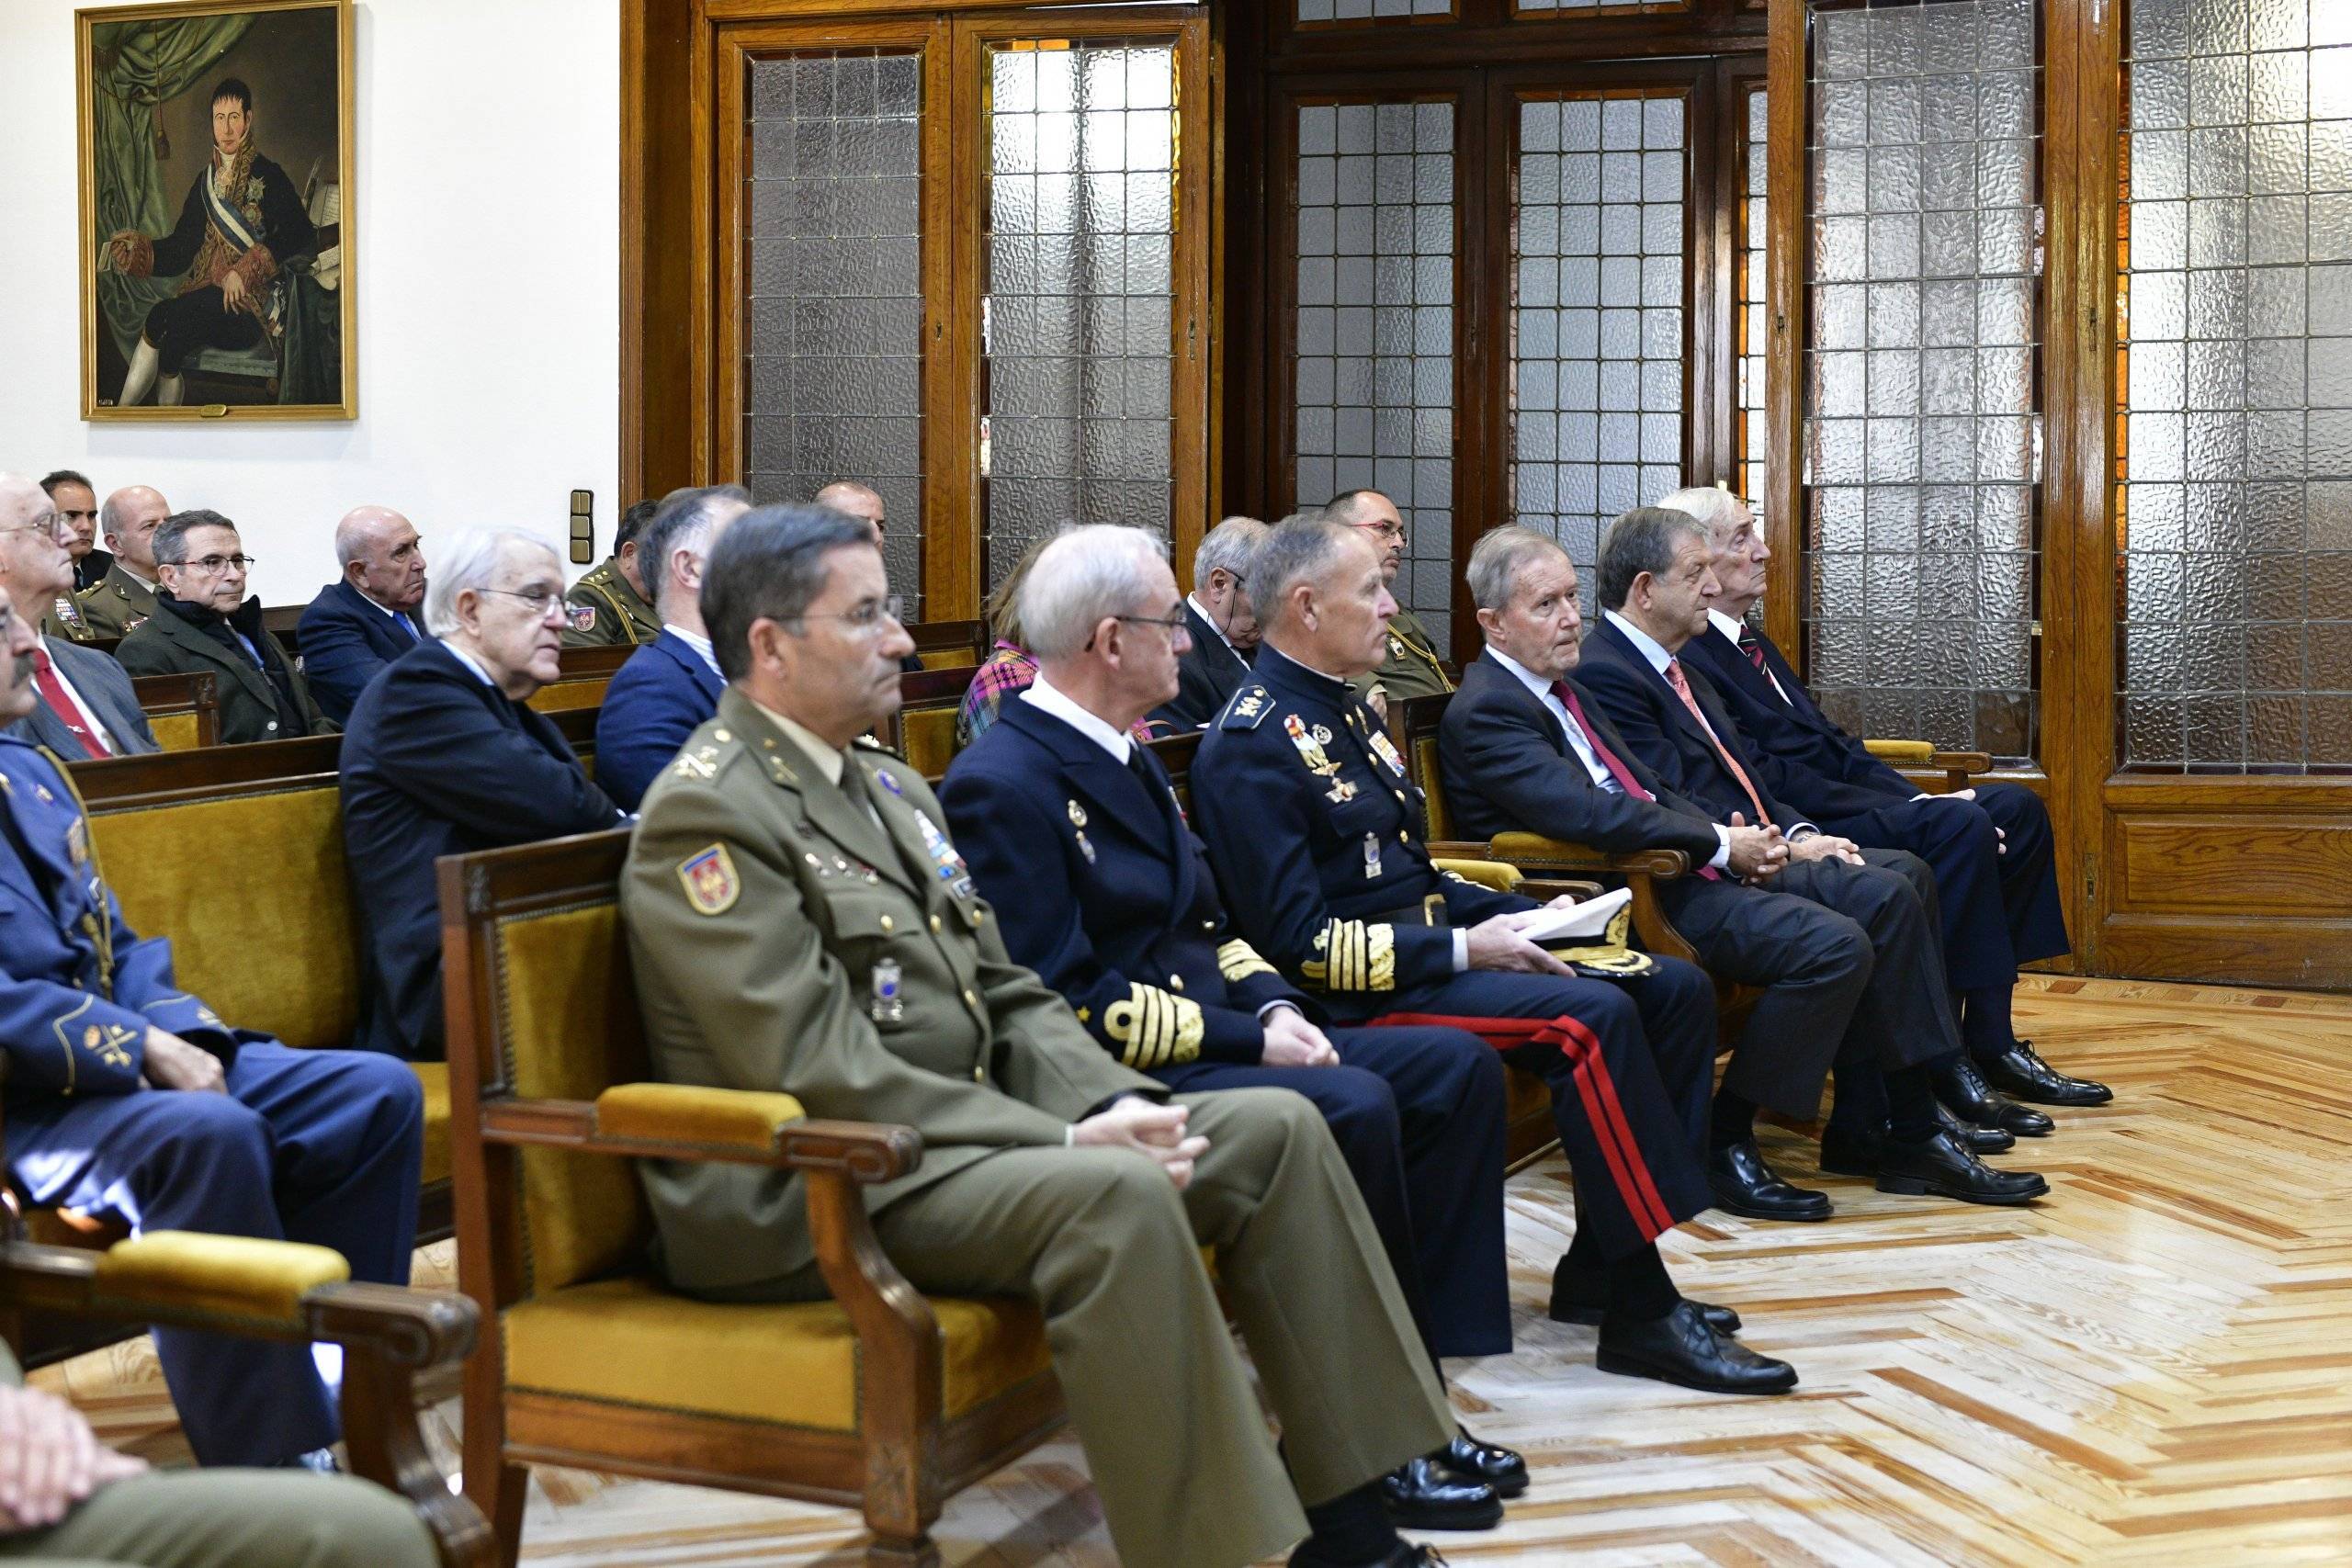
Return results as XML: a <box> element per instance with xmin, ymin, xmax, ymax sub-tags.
<box><xmin>1603</xmin><ymin>610</ymin><xmax>1675</xmax><ymax>674</ymax></box>
<box><xmin>442</xmin><ymin>642</ymin><xmax>501</xmax><ymax>690</ymax></box>
<box><xmin>1485</xmin><ymin>644</ymin><xmax>1558</xmax><ymax>702</ymax></box>
<box><xmin>1186</xmin><ymin>593</ymin><xmax>1242</xmax><ymax>657</ymax></box>
<box><xmin>1021</xmin><ymin>672</ymin><xmax>1133</xmax><ymax>762</ymax></box>
<box><xmin>665</xmin><ymin>624</ymin><xmax>722</xmax><ymax>677</ymax></box>
<box><xmin>752</xmin><ymin>700</ymin><xmax>846</xmax><ymax>786</ymax></box>
<box><xmin>1706</xmin><ymin>608</ymin><xmax>1750</xmax><ymax>644</ymax></box>
<box><xmin>120</xmin><ymin>566</ymin><xmax>157</xmax><ymax>594</ymax></box>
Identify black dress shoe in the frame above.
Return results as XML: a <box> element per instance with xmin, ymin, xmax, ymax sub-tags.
<box><xmin>1981</xmin><ymin>1040</ymin><xmax>2113</xmax><ymax>1106</ymax></box>
<box><xmin>1936</xmin><ymin>1100</ymin><xmax>2017</xmax><ymax>1154</ymax></box>
<box><xmin>1379</xmin><ymin>1455</ymin><xmax>1502</xmax><ymax>1530</ymax></box>
<box><xmin>1935</xmin><ymin>1055</ymin><xmax>2054</xmax><ymax>1137</ymax></box>
<box><xmin>1875</xmin><ymin>1128</ymin><xmax>2050</xmax><ymax>1205</ymax></box>
<box><xmin>1707</xmin><ymin>1137</ymin><xmax>1834</xmax><ymax>1222</ymax></box>
<box><xmin>1548</xmin><ymin>1258</ymin><xmax>1742</xmax><ymax>1334</ymax></box>
<box><xmin>1434</xmin><ymin>1430</ymin><xmax>1527</xmax><ymax>1499</ymax></box>
<box><xmin>1596</xmin><ymin>1301</ymin><xmax>1797</xmax><ymax>1395</ymax></box>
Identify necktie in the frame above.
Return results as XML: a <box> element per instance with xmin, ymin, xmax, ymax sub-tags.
<box><xmin>29</xmin><ymin>648</ymin><xmax>107</xmax><ymax>760</ymax></box>
<box><xmin>1552</xmin><ymin>682</ymin><xmax>1650</xmax><ymax>801</ymax></box>
<box><xmin>1736</xmin><ymin>624</ymin><xmax>1767</xmax><ymax>671</ymax></box>
<box><xmin>1664</xmin><ymin>659</ymin><xmax>1770</xmax><ymax>827</ymax></box>
<box><xmin>395</xmin><ymin>611</ymin><xmax>420</xmax><ymax>642</ymax></box>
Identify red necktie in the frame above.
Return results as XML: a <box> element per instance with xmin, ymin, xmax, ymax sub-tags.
<box><xmin>1665</xmin><ymin>658</ymin><xmax>1769</xmax><ymax>827</ymax></box>
<box><xmin>30</xmin><ymin>648</ymin><xmax>106</xmax><ymax>760</ymax></box>
<box><xmin>1553</xmin><ymin>682</ymin><xmax>1651</xmax><ymax>801</ymax></box>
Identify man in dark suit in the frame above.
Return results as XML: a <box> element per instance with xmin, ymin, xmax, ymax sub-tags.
<box><xmin>297</xmin><ymin>507</ymin><xmax>432</xmax><ymax>725</ymax></box>
<box><xmin>1441</xmin><ymin>525</ymin><xmax>2038</xmax><ymax>1208</ymax></box>
<box><xmin>1152</xmin><ymin>515</ymin><xmax>1266</xmax><ymax>729</ymax></box>
<box><xmin>0</xmin><ymin>475</ymin><xmax>158</xmax><ymax>757</ymax></box>
<box><xmin>1662</xmin><ymin>488</ymin><xmax>2107</xmax><ymax>1111</ymax></box>
<box><xmin>340</xmin><ymin>529</ymin><xmax>624</xmax><ymax>1059</ymax></box>
<box><xmin>1577</xmin><ymin>510</ymin><xmax>2057</xmax><ymax>1202</ymax></box>
<box><xmin>596</xmin><ymin>485</ymin><xmax>752</xmax><ymax>810</ymax></box>
<box><xmin>39</xmin><ymin>470</ymin><xmax>114</xmax><ymax>593</ymax></box>
<box><xmin>117</xmin><ymin>511</ymin><xmax>333</xmax><ymax>745</ymax></box>
<box><xmin>941</xmin><ymin>524</ymin><xmax>1521</xmax><ymax>1528</ymax></box>
<box><xmin>0</xmin><ymin>591</ymin><xmax>424</xmax><ymax>1472</ymax></box>
<box><xmin>1194</xmin><ymin>514</ymin><xmax>1799</xmax><ymax>1397</ymax></box>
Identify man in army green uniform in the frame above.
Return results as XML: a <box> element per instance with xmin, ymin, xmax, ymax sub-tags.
<box><xmin>74</xmin><ymin>486</ymin><xmax>173</xmax><ymax>639</ymax></box>
<box><xmin>624</xmin><ymin>504</ymin><xmax>1464</xmax><ymax>1568</ymax></box>
<box><xmin>562</xmin><ymin>498</ymin><xmax>662</xmax><ymax>647</ymax></box>
<box><xmin>1324</xmin><ymin>490</ymin><xmax>1454</xmax><ymax>714</ymax></box>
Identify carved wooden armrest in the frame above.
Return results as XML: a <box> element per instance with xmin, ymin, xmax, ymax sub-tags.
<box><xmin>1485</xmin><ymin>834</ymin><xmax>1700</xmax><ymax>964</ymax></box>
<box><xmin>1517</xmin><ymin>878</ymin><xmax>1606</xmax><ymax>903</ymax></box>
<box><xmin>1864</xmin><ymin>739</ymin><xmax>1992</xmax><ymax>792</ymax></box>
<box><xmin>0</xmin><ymin>1236</ymin><xmax>490</xmax><ymax>1568</ymax></box>
<box><xmin>478</xmin><ymin>1089</ymin><xmax>922</xmax><ymax>1183</ymax></box>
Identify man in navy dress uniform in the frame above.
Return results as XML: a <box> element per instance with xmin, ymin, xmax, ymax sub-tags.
<box><xmin>0</xmin><ymin>592</ymin><xmax>424</xmax><ymax>1469</ymax></box>
<box><xmin>1660</xmin><ymin>488</ymin><xmax>2108</xmax><ymax>1114</ymax></box>
<box><xmin>942</xmin><ymin>524</ymin><xmax>1521</xmax><ymax>1527</ymax></box>
<box><xmin>1193</xmin><ymin>513</ymin><xmax>1798</xmax><ymax>1397</ymax></box>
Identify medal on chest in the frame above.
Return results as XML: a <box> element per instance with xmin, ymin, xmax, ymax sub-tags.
<box><xmin>1363</xmin><ymin>830</ymin><xmax>1384</xmax><ymax>880</ymax></box>
<box><xmin>906</xmin><ymin>795</ymin><xmax>978</xmax><ymax>900</ymax></box>
<box><xmin>1367</xmin><ymin>728</ymin><xmax>1409</xmax><ymax>778</ymax></box>
<box><xmin>870</xmin><ymin>959</ymin><xmax>905</xmax><ymax>1023</ymax></box>
<box><xmin>1067</xmin><ymin>799</ymin><xmax>1098</xmax><ymax>864</ymax></box>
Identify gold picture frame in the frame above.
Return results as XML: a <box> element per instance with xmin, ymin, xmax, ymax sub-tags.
<box><xmin>77</xmin><ymin>0</ymin><xmax>356</xmax><ymax>421</ymax></box>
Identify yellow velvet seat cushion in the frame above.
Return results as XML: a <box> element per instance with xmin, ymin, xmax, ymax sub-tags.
<box><xmin>902</xmin><ymin>706</ymin><xmax>960</xmax><ymax>778</ymax></box>
<box><xmin>502</xmin><ymin>1275</ymin><xmax>1050</xmax><ymax>1433</ymax></box>
<box><xmin>1862</xmin><ymin>739</ymin><xmax>1936</xmax><ymax>763</ymax></box>
<box><xmin>413</xmin><ymin>1063</ymin><xmax>450</xmax><ymax>1188</ymax></box>
<box><xmin>1433</xmin><ymin>857</ymin><xmax>1521</xmax><ymax>893</ymax></box>
<box><xmin>148</xmin><ymin>712</ymin><xmax>203</xmax><ymax>752</ymax></box>
<box><xmin>526</xmin><ymin>677</ymin><xmax>613</xmax><ymax>715</ymax></box>
<box><xmin>593</xmin><ymin>1083</ymin><xmax>806</xmax><ymax>1152</ymax></box>
<box><xmin>93</xmin><ymin>1231</ymin><xmax>349</xmax><ymax>1331</ymax></box>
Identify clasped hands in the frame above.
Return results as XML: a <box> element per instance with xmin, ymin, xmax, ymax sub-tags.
<box><xmin>0</xmin><ymin>1382</ymin><xmax>146</xmax><ymax>1533</ymax></box>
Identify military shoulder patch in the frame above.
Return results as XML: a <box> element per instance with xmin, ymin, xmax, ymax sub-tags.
<box><xmin>1220</xmin><ymin>684</ymin><xmax>1272</xmax><ymax>730</ymax></box>
<box><xmin>677</xmin><ymin>844</ymin><xmax>742</xmax><ymax>915</ymax></box>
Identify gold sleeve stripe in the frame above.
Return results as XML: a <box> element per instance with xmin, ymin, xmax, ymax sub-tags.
<box><xmin>1216</xmin><ymin>940</ymin><xmax>1279</xmax><ymax>984</ymax></box>
<box><xmin>1301</xmin><ymin>919</ymin><xmax>1398</xmax><ymax>993</ymax></box>
<box><xmin>1104</xmin><ymin>984</ymin><xmax>1205</xmax><ymax>1069</ymax></box>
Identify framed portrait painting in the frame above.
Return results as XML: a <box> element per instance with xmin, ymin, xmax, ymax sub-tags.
<box><xmin>77</xmin><ymin>0</ymin><xmax>356</xmax><ymax>420</ymax></box>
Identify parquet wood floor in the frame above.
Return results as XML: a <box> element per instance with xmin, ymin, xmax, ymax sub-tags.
<box><xmin>31</xmin><ymin>976</ymin><xmax>2352</xmax><ymax>1565</ymax></box>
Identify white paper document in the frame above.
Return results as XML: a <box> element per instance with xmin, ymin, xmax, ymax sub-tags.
<box><xmin>1513</xmin><ymin>886</ymin><xmax>1634</xmax><ymax>945</ymax></box>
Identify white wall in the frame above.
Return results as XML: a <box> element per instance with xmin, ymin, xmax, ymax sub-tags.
<box><xmin>0</xmin><ymin>0</ymin><xmax>621</xmax><ymax>604</ymax></box>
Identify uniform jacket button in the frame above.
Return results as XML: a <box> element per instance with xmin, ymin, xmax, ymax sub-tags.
<box><xmin>1169</xmin><ymin>974</ymin><xmax>1185</xmax><ymax>991</ymax></box>
<box><xmin>963</xmin><ymin>987</ymin><xmax>979</xmax><ymax>1008</ymax></box>
<box><xmin>972</xmin><ymin>1065</ymin><xmax>986</xmax><ymax>1082</ymax></box>
<box><xmin>879</xmin><ymin>915</ymin><xmax>895</xmax><ymax>933</ymax></box>
<box><xmin>930</xmin><ymin>914</ymin><xmax>943</xmax><ymax>933</ymax></box>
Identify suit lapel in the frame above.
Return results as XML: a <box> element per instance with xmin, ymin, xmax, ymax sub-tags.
<box><xmin>1007</xmin><ymin>700</ymin><xmax>1191</xmax><ymax>908</ymax></box>
<box><xmin>729</xmin><ymin>694</ymin><xmax>922</xmax><ymax>896</ymax></box>
<box><xmin>164</xmin><ymin>609</ymin><xmax>276</xmax><ymax>710</ymax></box>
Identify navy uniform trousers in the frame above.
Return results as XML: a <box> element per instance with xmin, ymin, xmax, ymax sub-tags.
<box><xmin>1338</xmin><ymin>963</ymin><xmax>1718</xmax><ymax>1264</ymax></box>
<box><xmin>5</xmin><ymin>1047</ymin><xmax>423</xmax><ymax>1466</ymax></box>
<box><xmin>1155</xmin><ymin>1027</ymin><xmax>1508</xmax><ymax>1359</ymax></box>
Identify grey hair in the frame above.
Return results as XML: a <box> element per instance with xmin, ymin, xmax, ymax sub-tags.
<box><xmin>1250</xmin><ymin>513</ymin><xmax>1361</xmax><ymax>631</ymax></box>
<box><xmin>702</xmin><ymin>504</ymin><xmax>876</xmax><ymax>682</ymax></box>
<box><xmin>1192</xmin><ymin>515</ymin><xmax>1267</xmax><ymax>588</ymax></box>
<box><xmin>1596</xmin><ymin>507</ymin><xmax>1707</xmax><ymax>611</ymax></box>
<box><xmin>422</xmin><ymin>527</ymin><xmax>561</xmax><ymax>637</ymax></box>
<box><xmin>640</xmin><ymin>483</ymin><xmax>752</xmax><ymax>615</ymax></box>
<box><xmin>1465</xmin><ymin>525</ymin><xmax>1569</xmax><ymax>615</ymax></box>
<box><xmin>153</xmin><ymin>509</ymin><xmax>236</xmax><ymax>570</ymax></box>
<box><xmin>1021</xmin><ymin>525</ymin><xmax>1170</xmax><ymax>662</ymax></box>
<box><xmin>1656</xmin><ymin>485</ymin><xmax>1747</xmax><ymax>540</ymax></box>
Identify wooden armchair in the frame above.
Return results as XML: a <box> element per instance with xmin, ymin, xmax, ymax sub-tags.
<box><xmin>128</xmin><ymin>671</ymin><xmax>220</xmax><ymax>750</ymax></box>
<box><xmin>439</xmin><ymin>830</ymin><xmax>1062</xmax><ymax>1568</ymax></box>
<box><xmin>885</xmin><ymin>666</ymin><xmax>977</xmax><ymax>782</ymax></box>
<box><xmin>0</xmin><ymin>1230</ymin><xmax>490</xmax><ymax>1567</ymax></box>
<box><xmin>1863</xmin><ymin>738</ymin><xmax>1993</xmax><ymax>794</ymax></box>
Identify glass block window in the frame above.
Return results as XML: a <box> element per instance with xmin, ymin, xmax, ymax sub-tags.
<box><xmin>1803</xmin><ymin>0</ymin><xmax>2044</xmax><ymax>761</ymax></box>
<box><xmin>2116</xmin><ymin>0</ymin><xmax>2352</xmax><ymax>771</ymax></box>
<box><xmin>1295</xmin><ymin>100</ymin><xmax>1459</xmax><ymax>649</ymax></box>
<box><xmin>981</xmin><ymin>40</ymin><xmax>1179</xmax><ymax>591</ymax></box>
<box><xmin>1296</xmin><ymin>0</ymin><xmax>1453</xmax><ymax>22</ymax></box>
<box><xmin>1510</xmin><ymin>92</ymin><xmax>1689</xmax><ymax>615</ymax></box>
<box><xmin>743</xmin><ymin>51</ymin><xmax>926</xmax><ymax>615</ymax></box>
<box><xmin>1737</xmin><ymin>84</ymin><xmax>1770</xmax><ymax>509</ymax></box>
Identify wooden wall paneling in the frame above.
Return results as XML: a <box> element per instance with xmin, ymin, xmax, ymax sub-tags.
<box><xmin>621</xmin><ymin>0</ymin><xmax>697</xmax><ymax>505</ymax></box>
<box><xmin>1760</xmin><ymin>0</ymin><xmax>1804</xmax><ymax>660</ymax></box>
<box><xmin>1175</xmin><ymin>13</ymin><xmax>1216</xmax><ymax>583</ymax></box>
<box><xmin>1201</xmin><ymin>7</ymin><xmax>1227</xmax><ymax>561</ymax></box>
<box><xmin>1713</xmin><ymin>56</ymin><xmax>1766</xmax><ymax>498</ymax></box>
<box><xmin>1265</xmin><ymin>4</ymin><xmax>1766</xmax><ymax>69</ymax></box>
<box><xmin>929</xmin><ymin>14</ymin><xmax>978</xmax><ymax>620</ymax></box>
<box><xmin>1216</xmin><ymin>0</ymin><xmax>1272</xmax><ymax>528</ymax></box>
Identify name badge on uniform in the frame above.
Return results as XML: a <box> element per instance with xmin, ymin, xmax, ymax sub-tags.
<box><xmin>870</xmin><ymin>960</ymin><xmax>905</xmax><ymax>1024</ymax></box>
<box><xmin>1363</xmin><ymin>831</ymin><xmax>1383</xmax><ymax>880</ymax></box>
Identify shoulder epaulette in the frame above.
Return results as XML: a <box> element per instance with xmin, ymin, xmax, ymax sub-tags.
<box><xmin>1219</xmin><ymin>684</ymin><xmax>1272</xmax><ymax>730</ymax></box>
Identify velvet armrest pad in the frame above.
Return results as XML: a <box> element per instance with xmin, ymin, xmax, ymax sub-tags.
<box><xmin>92</xmin><ymin>1231</ymin><xmax>349</xmax><ymax>1330</ymax></box>
<box><xmin>1432</xmin><ymin>857</ymin><xmax>1521</xmax><ymax>893</ymax></box>
<box><xmin>1862</xmin><ymin>739</ymin><xmax>1935</xmax><ymax>763</ymax></box>
<box><xmin>594</xmin><ymin>1082</ymin><xmax>808</xmax><ymax>1152</ymax></box>
<box><xmin>1488</xmin><ymin>832</ymin><xmax>1692</xmax><ymax>878</ymax></box>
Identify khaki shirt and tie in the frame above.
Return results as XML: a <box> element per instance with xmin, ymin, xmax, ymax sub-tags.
<box><xmin>1350</xmin><ymin>604</ymin><xmax>1455</xmax><ymax>707</ymax></box>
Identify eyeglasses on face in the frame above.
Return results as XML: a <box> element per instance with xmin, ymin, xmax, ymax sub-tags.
<box><xmin>1349</xmin><ymin>518</ymin><xmax>1406</xmax><ymax>543</ymax></box>
<box><xmin>797</xmin><ymin>593</ymin><xmax>906</xmax><ymax>634</ymax></box>
<box><xmin>163</xmin><ymin>553</ymin><xmax>256</xmax><ymax>572</ymax></box>
<box><xmin>1084</xmin><ymin>606</ymin><xmax>1190</xmax><ymax>652</ymax></box>
<box><xmin>480</xmin><ymin>585</ymin><xmax>595</xmax><ymax>630</ymax></box>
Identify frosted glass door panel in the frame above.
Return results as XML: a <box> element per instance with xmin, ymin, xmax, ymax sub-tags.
<box><xmin>982</xmin><ymin>40</ymin><xmax>1179</xmax><ymax>589</ymax></box>
<box><xmin>743</xmin><ymin>50</ymin><xmax>927</xmax><ymax>613</ymax></box>
<box><xmin>1802</xmin><ymin>0</ymin><xmax>2045</xmax><ymax>761</ymax></box>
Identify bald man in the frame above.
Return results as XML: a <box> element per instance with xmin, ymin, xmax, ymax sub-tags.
<box><xmin>815</xmin><ymin>480</ymin><xmax>926</xmax><ymax>671</ymax></box>
<box><xmin>75</xmin><ymin>485</ymin><xmax>171</xmax><ymax>637</ymax></box>
<box><xmin>297</xmin><ymin>507</ymin><xmax>432</xmax><ymax>724</ymax></box>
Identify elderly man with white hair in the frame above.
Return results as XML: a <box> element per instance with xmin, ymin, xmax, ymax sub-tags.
<box><xmin>1662</xmin><ymin>487</ymin><xmax>2107</xmax><ymax>1114</ymax></box>
<box><xmin>0</xmin><ymin>473</ymin><xmax>158</xmax><ymax>756</ymax></box>
<box><xmin>297</xmin><ymin>506</ymin><xmax>433</xmax><ymax>724</ymax></box>
<box><xmin>1153</xmin><ymin>514</ymin><xmax>1269</xmax><ymax>729</ymax></box>
<box><xmin>338</xmin><ymin>528</ymin><xmax>624</xmax><ymax>1059</ymax></box>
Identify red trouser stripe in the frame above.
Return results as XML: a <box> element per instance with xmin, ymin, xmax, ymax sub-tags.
<box><xmin>1367</xmin><ymin>1010</ymin><xmax>1676</xmax><ymax>1239</ymax></box>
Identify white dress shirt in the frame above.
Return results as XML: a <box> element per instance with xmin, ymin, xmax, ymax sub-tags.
<box><xmin>1487</xmin><ymin>646</ymin><xmax>1729</xmax><ymax>870</ymax></box>
<box><xmin>1021</xmin><ymin>674</ymin><xmax>1134</xmax><ymax>762</ymax></box>
<box><xmin>1601</xmin><ymin>612</ymin><xmax>1813</xmax><ymax>840</ymax></box>
<box><xmin>666</xmin><ymin>624</ymin><xmax>723</xmax><ymax>679</ymax></box>
<box><xmin>33</xmin><ymin>636</ymin><xmax>119</xmax><ymax>755</ymax></box>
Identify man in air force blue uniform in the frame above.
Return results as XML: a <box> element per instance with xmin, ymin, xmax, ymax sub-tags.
<box><xmin>1193</xmin><ymin>514</ymin><xmax>1798</xmax><ymax>1398</ymax></box>
<box><xmin>0</xmin><ymin>593</ymin><xmax>422</xmax><ymax>1470</ymax></box>
<box><xmin>942</xmin><ymin>524</ymin><xmax>1521</xmax><ymax>1526</ymax></box>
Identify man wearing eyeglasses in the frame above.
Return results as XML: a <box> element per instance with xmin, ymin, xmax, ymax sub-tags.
<box><xmin>1153</xmin><ymin>514</ymin><xmax>1268</xmax><ymax>730</ymax></box>
<box><xmin>339</xmin><ymin>528</ymin><xmax>624</xmax><ymax>1060</ymax></box>
<box><xmin>1323</xmin><ymin>491</ymin><xmax>1455</xmax><ymax>717</ymax></box>
<box><xmin>0</xmin><ymin>474</ymin><xmax>158</xmax><ymax>758</ymax></box>
<box><xmin>117</xmin><ymin>511</ymin><xmax>331</xmax><ymax>745</ymax></box>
